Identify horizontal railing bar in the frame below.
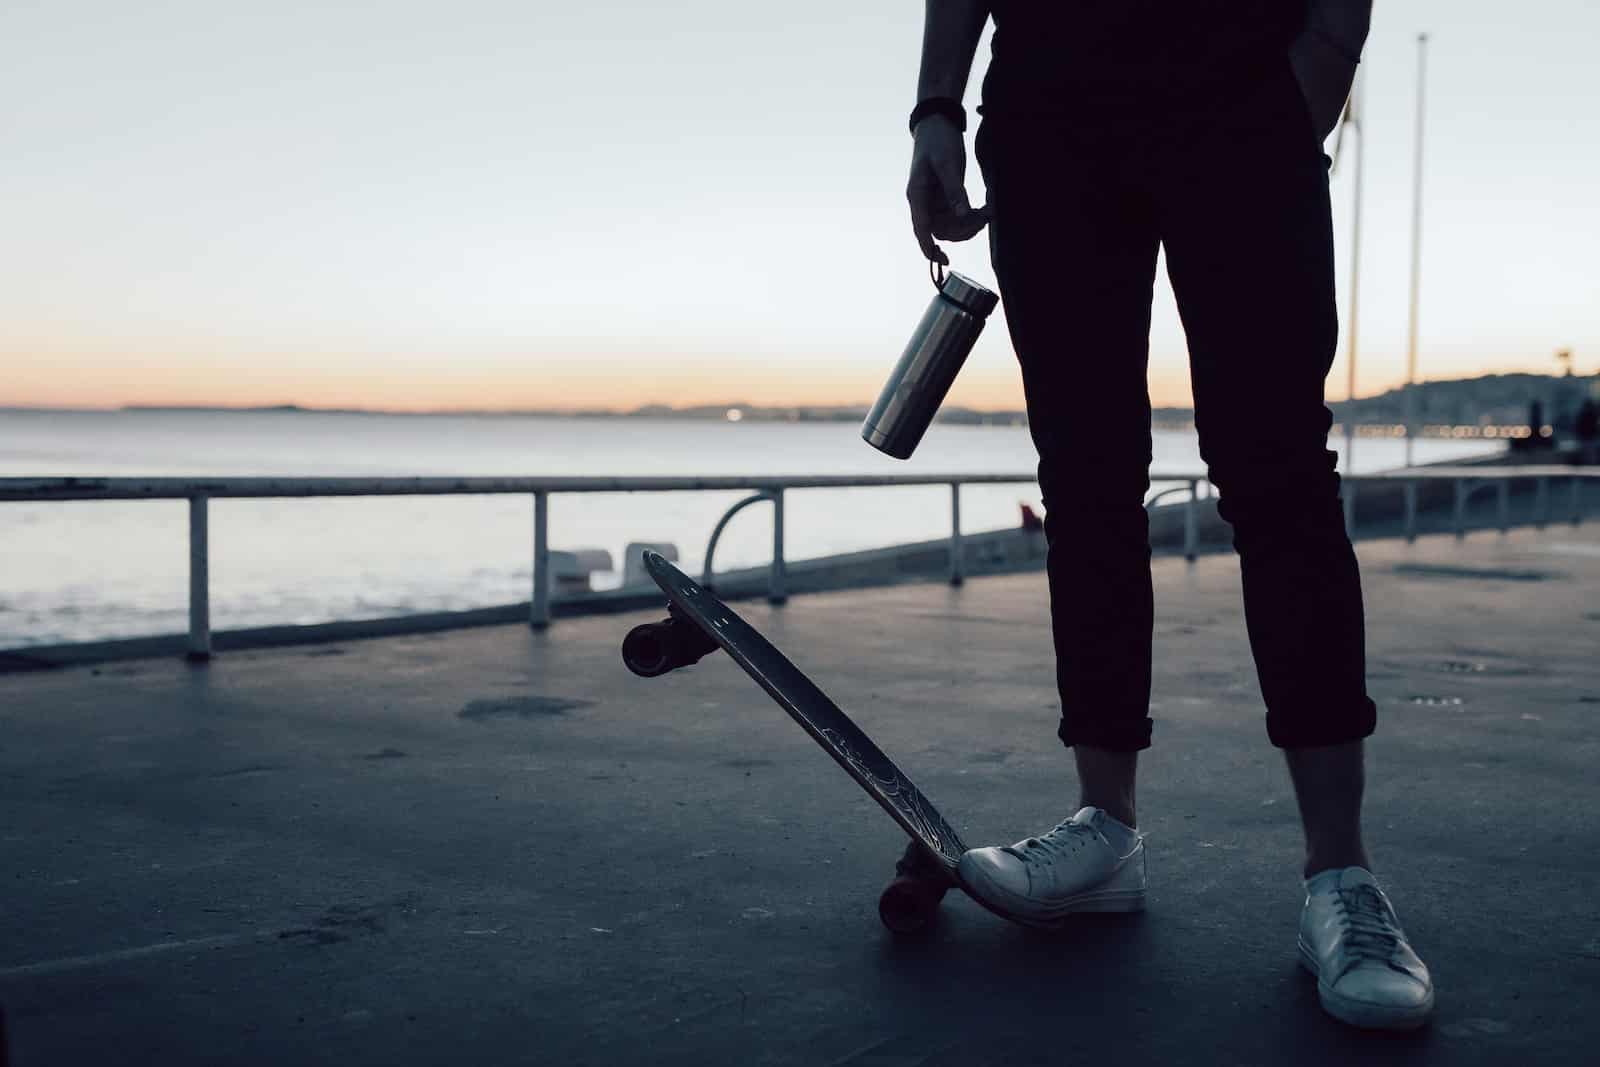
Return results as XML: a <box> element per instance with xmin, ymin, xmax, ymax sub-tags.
<box><xmin>1</xmin><ymin>467</ymin><xmax>1594</xmax><ymax>503</ymax></box>
<box><xmin>0</xmin><ymin>474</ymin><xmax>1046</xmax><ymax>501</ymax></box>
<box><xmin>1354</xmin><ymin>466</ymin><xmax>1599</xmax><ymax>480</ymax></box>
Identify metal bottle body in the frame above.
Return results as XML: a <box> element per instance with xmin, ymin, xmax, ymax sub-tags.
<box><xmin>862</xmin><ymin>271</ymin><xmax>999</xmax><ymax>460</ymax></box>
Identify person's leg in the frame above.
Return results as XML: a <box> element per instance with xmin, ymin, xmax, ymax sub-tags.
<box><xmin>1284</xmin><ymin>740</ymin><xmax>1370</xmax><ymax>876</ymax></box>
<box><xmin>1156</xmin><ymin>61</ymin><xmax>1431</xmax><ymax>1031</ymax></box>
<box><xmin>1154</xmin><ymin>67</ymin><xmax>1377</xmax><ymax>860</ymax></box>
<box><xmin>950</xmin><ymin>117</ymin><xmax>1156</xmax><ymax>925</ymax></box>
<box><xmin>976</xmin><ymin>116</ymin><xmax>1161</xmax><ymax>784</ymax></box>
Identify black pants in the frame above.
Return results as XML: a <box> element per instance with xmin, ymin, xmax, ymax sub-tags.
<box><xmin>975</xmin><ymin>60</ymin><xmax>1378</xmax><ymax>751</ymax></box>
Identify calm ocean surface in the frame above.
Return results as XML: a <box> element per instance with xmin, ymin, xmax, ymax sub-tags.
<box><xmin>1</xmin><ymin>411</ymin><xmax>1498</xmax><ymax>647</ymax></box>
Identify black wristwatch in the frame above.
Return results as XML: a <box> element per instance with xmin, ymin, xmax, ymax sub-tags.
<box><xmin>909</xmin><ymin>97</ymin><xmax>967</xmax><ymax>135</ymax></box>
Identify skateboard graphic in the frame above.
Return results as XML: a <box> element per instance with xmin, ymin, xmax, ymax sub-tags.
<box><xmin>620</xmin><ymin>550</ymin><xmax>967</xmax><ymax>934</ymax></box>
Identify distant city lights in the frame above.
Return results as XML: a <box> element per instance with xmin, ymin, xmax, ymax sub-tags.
<box><xmin>1327</xmin><ymin>423</ymin><xmax>1543</xmax><ymax>440</ymax></box>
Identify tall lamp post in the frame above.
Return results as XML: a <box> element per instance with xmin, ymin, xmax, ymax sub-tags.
<box><xmin>1404</xmin><ymin>33</ymin><xmax>1430</xmax><ymax>468</ymax></box>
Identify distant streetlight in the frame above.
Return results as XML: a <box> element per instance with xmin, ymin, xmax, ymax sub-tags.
<box><xmin>1551</xmin><ymin>349</ymin><xmax>1574</xmax><ymax>439</ymax></box>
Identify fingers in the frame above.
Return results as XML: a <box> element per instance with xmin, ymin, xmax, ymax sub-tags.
<box><xmin>908</xmin><ymin>201</ymin><xmax>947</xmax><ymax>265</ymax></box>
<box><xmin>907</xmin><ymin>171</ymin><xmax>948</xmax><ymax>264</ymax></box>
<box><xmin>927</xmin><ymin>152</ymin><xmax>986</xmax><ymax>242</ymax></box>
<box><xmin>909</xmin><ymin>186</ymin><xmax>988</xmax><ymax>261</ymax></box>
<box><xmin>933</xmin><ymin>200</ymin><xmax>990</xmax><ymax>242</ymax></box>
<box><xmin>907</xmin><ymin>150</ymin><xmax>990</xmax><ymax>264</ymax></box>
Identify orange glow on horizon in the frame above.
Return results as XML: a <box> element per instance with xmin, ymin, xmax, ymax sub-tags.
<box><xmin>3</xmin><ymin>344</ymin><xmax>1577</xmax><ymax>414</ymax></box>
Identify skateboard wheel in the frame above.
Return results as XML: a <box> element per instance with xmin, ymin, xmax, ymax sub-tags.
<box><xmin>621</xmin><ymin>617</ymin><xmax>719</xmax><ymax>677</ymax></box>
<box><xmin>622</xmin><ymin>621</ymin><xmax>674</xmax><ymax>677</ymax></box>
<box><xmin>878</xmin><ymin>875</ymin><xmax>947</xmax><ymax>935</ymax></box>
<box><xmin>878</xmin><ymin>841</ymin><xmax>953</xmax><ymax>935</ymax></box>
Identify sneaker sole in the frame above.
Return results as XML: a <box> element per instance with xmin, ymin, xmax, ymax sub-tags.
<box><xmin>1297</xmin><ymin>940</ymin><xmax>1435</xmax><ymax>1031</ymax></box>
<box><xmin>956</xmin><ymin>866</ymin><xmax>1146</xmax><ymax>930</ymax></box>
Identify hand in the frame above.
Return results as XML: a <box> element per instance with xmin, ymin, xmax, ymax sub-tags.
<box><xmin>1290</xmin><ymin>32</ymin><xmax>1360</xmax><ymax>143</ymax></box>
<box><xmin>906</xmin><ymin>114</ymin><xmax>990</xmax><ymax>266</ymax></box>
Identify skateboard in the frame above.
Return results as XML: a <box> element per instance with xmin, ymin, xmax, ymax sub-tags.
<box><xmin>620</xmin><ymin>550</ymin><xmax>966</xmax><ymax>934</ymax></box>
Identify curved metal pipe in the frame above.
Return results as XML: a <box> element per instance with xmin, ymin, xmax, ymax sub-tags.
<box><xmin>702</xmin><ymin>491</ymin><xmax>776</xmax><ymax>588</ymax></box>
<box><xmin>1144</xmin><ymin>484</ymin><xmax>1197</xmax><ymax>510</ymax></box>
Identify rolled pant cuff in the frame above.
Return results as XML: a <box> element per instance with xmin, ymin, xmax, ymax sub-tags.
<box><xmin>1265</xmin><ymin>697</ymin><xmax>1378</xmax><ymax>749</ymax></box>
<box><xmin>1057</xmin><ymin>715</ymin><xmax>1153</xmax><ymax>753</ymax></box>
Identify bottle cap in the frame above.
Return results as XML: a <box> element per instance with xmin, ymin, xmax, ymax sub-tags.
<box><xmin>939</xmin><ymin>271</ymin><xmax>999</xmax><ymax>318</ymax></box>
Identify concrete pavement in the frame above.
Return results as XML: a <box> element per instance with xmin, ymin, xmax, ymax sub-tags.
<box><xmin>3</xmin><ymin>525</ymin><xmax>1598</xmax><ymax>1065</ymax></box>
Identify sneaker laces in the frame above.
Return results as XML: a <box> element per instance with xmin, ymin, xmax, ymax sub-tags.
<box><xmin>1335</xmin><ymin>883</ymin><xmax>1408</xmax><ymax>974</ymax></box>
<box><xmin>999</xmin><ymin>819</ymin><xmax>1098</xmax><ymax>870</ymax></box>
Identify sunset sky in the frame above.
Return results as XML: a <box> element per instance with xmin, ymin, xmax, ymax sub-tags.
<box><xmin>4</xmin><ymin>1</ymin><xmax>1597</xmax><ymax>412</ymax></box>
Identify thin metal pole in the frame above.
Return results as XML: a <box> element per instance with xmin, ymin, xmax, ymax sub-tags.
<box><xmin>1344</xmin><ymin>482</ymin><xmax>1357</xmax><ymax>537</ymax></box>
<box><xmin>1184</xmin><ymin>481</ymin><xmax>1198</xmax><ymax>562</ymax></box>
<box><xmin>1404</xmin><ymin>480</ymin><xmax>1418</xmax><ymax>542</ymax></box>
<box><xmin>768</xmin><ymin>488</ymin><xmax>787</xmax><ymax>604</ymax></box>
<box><xmin>1343</xmin><ymin>71</ymin><xmax>1365</xmax><ymax>476</ymax></box>
<box><xmin>531</xmin><ymin>491</ymin><xmax>550</xmax><ymax>628</ymax></box>
<box><xmin>187</xmin><ymin>494</ymin><xmax>211</xmax><ymax>660</ymax></box>
<box><xmin>1497</xmin><ymin>479</ymin><xmax>1510</xmax><ymax>534</ymax></box>
<box><xmin>1454</xmin><ymin>479</ymin><xmax>1467</xmax><ymax>539</ymax></box>
<box><xmin>1535</xmin><ymin>477</ymin><xmax>1549</xmax><ymax>530</ymax></box>
<box><xmin>1404</xmin><ymin>34</ymin><xmax>1428</xmax><ymax>468</ymax></box>
<box><xmin>948</xmin><ymin>482</ymin><xmax>965</xmax><ymax>586</ymax></box>
<box><xmin>1574</xmin><ymin>478</ymin><xmax>1585</xmax><ymax>527</ymax></box>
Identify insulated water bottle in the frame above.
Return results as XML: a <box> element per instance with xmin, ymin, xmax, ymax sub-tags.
<box><xmin>861</xmin><ymin>265</ymin><xmax>999</xmax><ymax>460</ymax></box>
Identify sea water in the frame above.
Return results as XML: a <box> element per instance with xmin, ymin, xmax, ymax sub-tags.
<box><xmin>0</xmin><ymin>410</ymin><xmax>1498</xmax><ymax>646</ymax></box>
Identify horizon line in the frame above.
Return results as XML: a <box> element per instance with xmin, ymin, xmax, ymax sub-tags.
<box><xmin>2</xmin><ymin>366</ymin><xmax>1592</xmax><ymax>419</ymax></box>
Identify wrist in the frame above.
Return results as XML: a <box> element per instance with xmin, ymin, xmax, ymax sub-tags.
<box><xmin>909</xmin><ymin>97</ymin><xmax>967</xmax><ymax>136</ymax></box>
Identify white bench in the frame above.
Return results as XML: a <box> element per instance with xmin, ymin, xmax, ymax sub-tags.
<box><xmin>621</xmin><ymin>542</ymin><xmax>680</xmax><ymax>588</ymax></box>
<box><xmin>548</xmin><ymin>548</ymin><xmax>614</xmax><ymax>596</ymax></box>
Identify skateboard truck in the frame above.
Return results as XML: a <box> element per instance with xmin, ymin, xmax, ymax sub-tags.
<box><xmin>621</xmin><ymin>606</ymin><xmax>720</xmax><ymax>678</ymax></box>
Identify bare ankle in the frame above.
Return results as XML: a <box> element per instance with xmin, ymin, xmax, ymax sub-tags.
<box><xmin>1087</xmin><ymin>801</ymin><xmax>1138</xmax><ymax>828</ymax></box>
<box><xmin>1304</xmin><ymin>846</ymin><xmax>1373</xmax><ymax>879</ymax></box>
<box><xmin>1074</xmin><ymin>745</ymin><xmax>1139</xmax><ymax>828</ymax></box>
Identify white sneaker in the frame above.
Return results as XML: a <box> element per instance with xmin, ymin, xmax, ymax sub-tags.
<box><xmin>956</xmin><ymin>806</ymin><xmax>1147</xmax><ymax>928</ymax></box>
<box><xmin>1298</xmin><ymin>867</ymin><xmax>1435</xmax><ymax>1030</ymax></box>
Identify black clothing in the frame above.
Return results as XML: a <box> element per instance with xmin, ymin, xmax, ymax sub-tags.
<box><xmin>983</xmin><ymin>1</ymin><xmax>1309</xmax><ymax>114</ymax></box>
<box><xmin>975</xmin><ymin>58</ymin><xmax>1377</xmax><ymax>751</ymax></box>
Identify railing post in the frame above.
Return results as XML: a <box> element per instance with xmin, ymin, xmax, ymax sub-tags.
<box><xmin>1453</xmin><ymin>479</ymin><xmax>1469</xmax><ymax>539</ymax></box>
<box><xmin>948</xmin><ymin>482</ymin><xmax>965</xmax><ymax>586</ymax></box>
<box><xmin>768</xmin><ymin>487</ymin><xmax>787</xmax><ymax>604</ymax></box>
<box><xmin>1535</xmin><ymin>476</ymin><xmax>1549</xmax><ymax>530</ymax></box>
<box><xmin>1343</xmin><ymin>481</ymin><xmax>1357</xmax><ymax>538</ymax></box>
<box><xmin>1574</xmin><ymin>477</ymin><xmax>1585</xmax><ymax>528</ymax></box>
<box><xmin>1184</xmin><ymin>481</ymin><xmax>1198</xmax><ymax>562</ymax></box>
<box><xmin>1496</xmin><ymin>479</ymin><xmax>1510</xmax><ymax>534</ymax></box>
<box><xmin>1403</xmin><ymin>479</ymin><xmax>1418</xmax><ymax>543</ymax></box>
<box><xmin>187</xmin><ymin>494</ymin><xmax>211</xmax><ymax>661</ymax></box>
<box><xmin>531</xmin><ymin>490</ymin><xmax>550</xmax><ymax>629</ymax></box>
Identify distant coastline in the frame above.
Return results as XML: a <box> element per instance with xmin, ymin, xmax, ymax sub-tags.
<box><xmin>2</xmin><ymin>370</ymin><xmax>1593</xmax><ymax>429</ymax></box>
<box><xmin>5</xmin><ymin>401</ymin><xmax>1034</xmax><ymax>426</ymax></box>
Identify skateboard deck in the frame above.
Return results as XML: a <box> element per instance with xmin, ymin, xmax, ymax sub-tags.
<box><xmin>621</xmin><ymin>550</ymin><xmax>966</xmax><ymax>932</ymax></box>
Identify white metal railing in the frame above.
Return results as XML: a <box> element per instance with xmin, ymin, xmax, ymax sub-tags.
<box><xmin>2</xmin><ymin>466</ymin><xmax>1594</xmax><ymax>660</ymax></box>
